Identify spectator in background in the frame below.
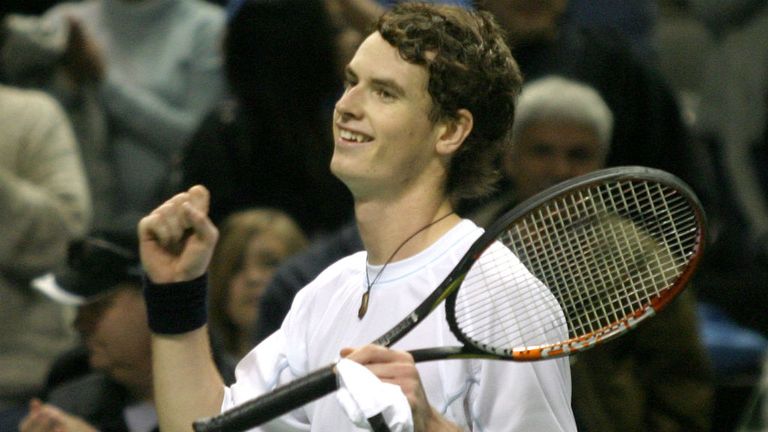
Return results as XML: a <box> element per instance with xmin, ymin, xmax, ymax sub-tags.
<box><xmin>0</xmin><ymin>0</ymin><xmax>226</xmax><ymax>231</ymax></box>
<box><xmin>208</xmin><ymin>208</ymin><xmax>308</xmax><ymax>363</ymax></box>
<box><xmin>0</xmin><ymin>85</ymin><xmax>91</xmax><ymax>420</ymax></box>
<box><xmin>181</xmin><ymin>0</ymin><xmax>353</xmax><ymax>236</ymax></box>
<box><xmin>688</xmin><ymin>5</ymin><xmax>768</xmax><ymax>429</ymax></box>
<box><xmin>473</xmin><ymin>0</ymin><xmax>696</xmax><ymax>204</ymax></box>
<box><xmin>692</xmin><ymin>1</ymin><xmax>768</xmax><ymax>336</ymax></box>
<box><xmin>18</xmin><ymin>231</ymin><xmax>236</xmax><ymax>432</ymax></box>
<box><xmin>475</xmin><ymin>75</ymin><xmax>713</xmax><ymax>432</ymax></box>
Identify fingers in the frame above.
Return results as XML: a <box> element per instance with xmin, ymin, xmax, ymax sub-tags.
<box><xmin>138</xmin><ymin>185</ymin><xmax>219</xmax><ymax>283</ymax></box>
<box><xmin>19</xmin><ymin>401</ymin><xmax>63</xmax><ymax>432</ymax></box>
<box><xmin>142</xmin><ymin>201</ymin><xmax>185</xmax><ymax>247</ymax></box>
<box><xmin>139</xmin><ymin>186</ymin><xmax>211</xmax><ymax>248</ymax></box>
<box><xmin>342</xmin><ymin>344</ymin><xmax>413</xmax><ymax>364</ymax></box>
<box><xmin>341</xmin><ymin>345</ymin><xmax>418</xmax><ymax>383</ymax></box>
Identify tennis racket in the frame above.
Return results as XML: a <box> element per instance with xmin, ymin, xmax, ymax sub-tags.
<box><xmin>193</xmin><ymin>166</ymin><xmax>706</xmax><ymax>432</ymax></box>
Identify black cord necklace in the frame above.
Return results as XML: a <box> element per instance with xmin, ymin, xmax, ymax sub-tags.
<box><xmin>358</xmin><ymin>211</ymin><xmax>455</xmax><ymax>319</ymax></box>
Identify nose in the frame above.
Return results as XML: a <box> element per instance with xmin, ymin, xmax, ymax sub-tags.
<box><xmin>334</xmin><ymin>86</ymin><xmax>363</xmax><ymax>121</ymax></box>
<box><xmin>551</xmin><ymin>155</ymin><xmax>574</xmax><ymax>181</ymax></box>
<box><xmin>245</xmin><ymin>266</ymin><xmax>274</xmax><ymax>289</ymax></box>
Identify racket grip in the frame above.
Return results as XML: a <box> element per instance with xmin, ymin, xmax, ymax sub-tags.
<box><xmin>410</xmin><ymin>347</ymin><xmax>465</xmax><ymax>362</ymax></box>
<box><xmin>192</xmin><ymin>363</ymin><xmax>339</xmax><ymax>432</ymax></box>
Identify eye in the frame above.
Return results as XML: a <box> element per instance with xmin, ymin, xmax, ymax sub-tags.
<box><xmin>374</xmin><ymin>88</ymin><xmax>396</xmax><ymax>101</ymax></box>
<box><xmin>342</xmin><ymin>76</ymin><xmax>357</xmax><ymax>90</ymax></box>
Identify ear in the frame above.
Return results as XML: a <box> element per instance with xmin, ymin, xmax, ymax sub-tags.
<box><xmin>435</xmin><ymin>109</ymin><xmax>473</xmax><ymax>156</ymax></box>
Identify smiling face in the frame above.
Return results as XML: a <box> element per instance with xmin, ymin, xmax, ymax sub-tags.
<box><xmin>330</xmin><ymin>32</ymin><xmax>447</xmax><ymax>201</ymax></box>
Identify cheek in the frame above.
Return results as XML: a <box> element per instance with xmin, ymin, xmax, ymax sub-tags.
<box><xmin>578</xmin><ymin>160</ymin><xmax>603</xmax><ymax>175</ymax></box>
<box><xmin>228</xmin><ymin>274</ymin><xmax>249</xmax><ymax>301</ymax></box>
<box><xmin>509</xmin><ymin>153</ymin><xmax>542</xmax><ymax>180</ymax></box>
<box><xmin>97</xmin><ymin>309</ymin><xmax>149</xmax><ymax>355</ymax></box>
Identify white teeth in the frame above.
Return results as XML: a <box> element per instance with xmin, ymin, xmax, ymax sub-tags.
<box><xmin>340</xmin><ymin>129</ymin><xmax>371</xmax><ymax>143</ymax></box>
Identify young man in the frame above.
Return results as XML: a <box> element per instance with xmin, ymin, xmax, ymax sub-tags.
<box><xmin>139</xmin><ymin>4</ymin><xmax>576</xmax><ymax>431</ymax></box>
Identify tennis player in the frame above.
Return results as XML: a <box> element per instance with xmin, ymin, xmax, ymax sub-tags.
<box><xmin>139</xmin><ymin>3</ymin><xmax>576</xmax><ymax>431</ymax></box>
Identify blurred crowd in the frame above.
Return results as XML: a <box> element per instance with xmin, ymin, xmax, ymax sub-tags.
<box><xmin>1</xmin><ymin>0</ymin><xmax>767</xmax><ymax>431</ymax></box>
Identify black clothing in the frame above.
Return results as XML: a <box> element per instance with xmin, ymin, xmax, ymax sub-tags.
<box><xmin>181</xmin><ymin>100</ymin><xmax>354</xmax><ymax>237</ymax></box>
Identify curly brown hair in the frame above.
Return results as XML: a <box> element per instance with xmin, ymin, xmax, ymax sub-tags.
<box><xmin>376</xmin><ymin>3</ymin><xmax>523</xmax><ymax>205</ymax></box>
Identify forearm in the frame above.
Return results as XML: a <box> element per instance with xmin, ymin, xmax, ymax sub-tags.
<box><xmin>152</xmin><ymin>325</ymin><xmax>226</xmax><ymax>432</ymax></box>
<box><xmin>100</xmin><ymin>73</ymin><xmax>220</xmax><ymax>157</ymax></box>
<box><xmin>140</xmin><ymin>188</ymin><xmax>223</xmax><ymax>431</ymax></box>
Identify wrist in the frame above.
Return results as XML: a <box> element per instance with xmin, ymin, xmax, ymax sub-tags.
<box><xmin>143</xmin><ymin>273</ymin><xmax>208</xmax><ymax>334</ymax></box>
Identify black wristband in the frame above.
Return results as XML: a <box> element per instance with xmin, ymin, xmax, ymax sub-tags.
<box><xmin>143</xmin><ymin>273</ymin><xmax>208</xmax><ymax>335</ymax></box>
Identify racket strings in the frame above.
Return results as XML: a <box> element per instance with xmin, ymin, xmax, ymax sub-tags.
<box><xmin>452</xmin><ymin>180</ymin><xmax>700</xmax><ymax>355</ymax></box>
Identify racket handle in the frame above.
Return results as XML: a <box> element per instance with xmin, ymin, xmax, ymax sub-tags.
<box><xmin>410</xmin><ymin>347</ymin><xmax>498</xmax><ymax>362</ymax></box>
<box><xmin>192</xmin><ymin>363</ymin><xmax>339</xmax><ymax>432</ymax></box>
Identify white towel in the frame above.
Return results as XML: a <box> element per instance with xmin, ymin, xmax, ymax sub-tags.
<box><xmin>335</xmin><ymin>358</ymin><xmax>414</xmax><ymax>432</ymax></box>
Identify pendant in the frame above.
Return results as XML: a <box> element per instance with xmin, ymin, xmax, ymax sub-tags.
<box><xmin>358</xmin><ymin>290</ymin><xmax>370</xmax><ymax>319</ymax></box>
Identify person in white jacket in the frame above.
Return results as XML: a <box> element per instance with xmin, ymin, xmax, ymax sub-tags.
<box><xmin>0</xmin><ymin>84</ymin><xmax>91</xmax><ymax>411</ymax></box>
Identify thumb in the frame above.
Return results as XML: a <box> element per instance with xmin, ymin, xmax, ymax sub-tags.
<box><xmin>28</xmin><ymin>398</ymin><xmax>42</xmax><ymax>413</ymax></box>
<box><xmin>187</xmin><ymin>185</ymin><xmax>210</xmax><ymax>215</ymax></box>
<box><xmin>66</xmin><ymin>16</ymin><xmax>85</xmax><ymax>40</ymax></box>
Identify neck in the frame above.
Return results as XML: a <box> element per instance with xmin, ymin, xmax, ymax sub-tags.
<box><xmin>355</xmin><ymin>196</ymin><xmax>459</xmax><ymax>265</ymax></box>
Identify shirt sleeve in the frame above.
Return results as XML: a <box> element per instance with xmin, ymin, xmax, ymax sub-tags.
<box><xmin>222</xmin><ymin>288</ymin><xmax>314</xmax><ymax>431</ymax></box>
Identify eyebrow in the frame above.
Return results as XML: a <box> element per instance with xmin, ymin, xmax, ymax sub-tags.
<box><xmin>344</xmin><ymin>65</ymin><xmax>407</xmax><ymax>98</ymax></box>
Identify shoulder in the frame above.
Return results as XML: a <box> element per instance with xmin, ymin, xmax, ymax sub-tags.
<box><xmin>296</xmin><ymin>252</ymin><xmax>366</xmax><ymax>299</ymax></box>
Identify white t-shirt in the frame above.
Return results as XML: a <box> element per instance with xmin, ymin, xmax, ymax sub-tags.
<box><xmin>223</xmin><ymin>219</ymin><xmax>576</xmax><ymax>431</ymax></box>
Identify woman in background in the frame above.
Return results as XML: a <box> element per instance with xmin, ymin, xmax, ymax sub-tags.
<box><xmin>208</xmin><ymin>208</ymin><xmax>308</xmax><ymax>363</ymax></box>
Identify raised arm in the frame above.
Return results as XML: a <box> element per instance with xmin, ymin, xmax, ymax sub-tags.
<box><xmin>138</xmin><ymin>185</ymin><xmax>224</xmax><ymax>431</ymax></box>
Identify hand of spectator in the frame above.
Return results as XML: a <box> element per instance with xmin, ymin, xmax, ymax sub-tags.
<box><xmin>138</xmin><ymin>185</ymin><xmax>219</xmax><ymax>284</ymax></box>
<box><xmin>62</xmin><ymin>17</ymin><xmax>105</xmax><ymax>85</ymax></box>
<box><xmin>19</xmin><ymin>399</ymin><xmax>98</xmax><ymax>432</ymax></box>
<box><xmin>340</xmin><ymin>345</ymin><xmax>462</xmax><ymax>432</ymax></box>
